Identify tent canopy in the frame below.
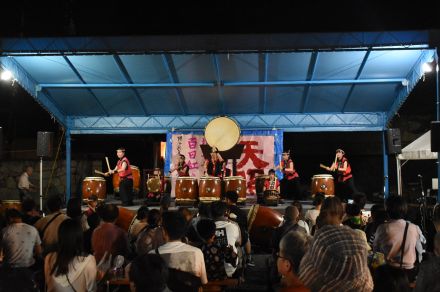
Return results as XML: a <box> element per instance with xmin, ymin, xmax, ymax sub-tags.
<box><xmin>0</xmin><ymin>31</ymin><xmax>435</xmax><ymax>133</ymax></box>
<box><xmin>398</xmin><ymin>131</ymin><xmax>438</xmax><ymax>160</ymax></box>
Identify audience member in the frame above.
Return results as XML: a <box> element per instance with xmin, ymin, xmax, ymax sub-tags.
<box><xmin>373</xmin><ymin>195</ymin><xmax>425</xmax><ymax>283</ymax></box>
<box><xmin>277</xmin><ymin>231</ymin><xmax>311</xmax><ymax>292</ymax></box>
<box><xmin>34</xmin><ymin>195</ymin><xmax>68</xmax><ymax>254</ymax></box>
<box><xmin>21</xmin><ymin>197</ymin><xmax>42</xmax><ymax>226</ymax></box>
<box><xmin>129</xmin><ymin>253</ymin><xmax>169</xmax><ymax>292</ymax></box>
<box><xmin>129</xmin><ymin>206</ymin><xmax>149</xmax><ymax>242</ymax></box>
<box><xmin>414</xmin><ymin>232</ymin><xmax>440</xmax><ymax>292</ymax></box>
<box><xmin>84</xmin><ymin>195</ymin><xmax>98</xmax><ymax>218</ymax></box>
<box><xmin>291</xmin><ymin>200</ymin><xmax>310</xmax><ymax>234</ymax></box>
<box><xmin>305</xmin><ymin>193</ymin><xmax>325</xmax><ymax>229</ymax></box>
<box><xmin>225</xmin><ymin>190</ymin><xmax>254</xmax><ymax>266</ymax></box>
<box><xmin>211</xmin><ymin>201</ymin><xmax>241</xmax><ymax>277</ymax></box>
<box><xmin>150</xmin><ymin>211</ymin><xmax>207</xmax><ymax>289</ymax></box>
<box><xmin>45</xmin><ymin>219</ymin><xmax>97</xmax><ymax>292</ymax></box>
<box><xmin>299</xmin><ymin>224</ymin><xmax>373</xmax><ymax>291</ymax></box>
<box><xmin>136</xmin><ymin>209</ymin><xmax>165</xmax><ymax>255</ymax></box>
<box><xmin>365</xmin><ymin>204</ymin><xmax>388</xmax><ymax>247</ymax></box>
<box><xmin>343</xmin><ymin>203</ymin><xmax>363</xmax><ymax>230</ymax></box>
<box><xmin>197</xmin><ymin>218</ymin><xmax>234</xmax><ymax>281</ymax></box>
<box><xmin>314</xmin><ymin>196</ymin><xmax>344</xmax><ymax>231</ymax></box>
<box><xmin>1</xmin><ymin>208</ymin><xmax>42</xmax><ymax>268</ymax></box>
<box><xmin>186</xmin><ymin>203</ymin><xmax>211</xmax><ymax>245</ymax></box>
<box><xmin>272</xmin><ymin>206</ymin><xmax>306</xmax><ymax>255</ymax></box>
<box><xmin>66</xmin><ymin>197</ymin><xmax>89</xmax><ymax>232</ymax></box>
<box><xmin>92</xmin><ymin>204</ymin><xmax>129</xmax><ymax>263</ymax></box>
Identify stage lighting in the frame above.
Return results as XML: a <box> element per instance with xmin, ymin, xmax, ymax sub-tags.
<box><xmin>422</xmin><ymin>62</ymin><xmax>432</xmax><ymax>73</ymax></box>
<box><xmin>0</xmin><ymin>70</ymin><xmax>13</xmax><ymax>81</ymax></box>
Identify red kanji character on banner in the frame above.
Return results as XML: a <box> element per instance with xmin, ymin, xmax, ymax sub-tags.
<box><xmin>237</xmin><ymin>141</ymin><xmax>269</xmax><ymax>169</ymax></box>
<box><xmin>187</xmin><ymin>161</ymin><xmax>199</xmax><ymax>170</ymax></box>
<box><xmin>188</xmin><ymin>150</ymin><xmax>197</xmax><ymax>159</ymax></box>
<box><xmin>188</xmin><ymin>137</ymin><xmax>197</xmax><ymax>149</ymax></box>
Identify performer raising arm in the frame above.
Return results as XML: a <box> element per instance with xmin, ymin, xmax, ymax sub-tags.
<box><xmin>324</xmin><ymin>148</ymin><xmax>357</xmax><ymax>202</ymax></box>
<box><xmin>275</xmin><ymin>150</ymin><xmax>301</xmax><ymax>200</ymax></box>
<box><xmin>204</xmin><ymin>148</ymin><xmax>225</xmax><ymax>178</ymax></box>
<box><xmin>169</xmin><ymin>154</ymin><xmax>189</xmax><ymax>177</ymax></box>
<box><xmin>106</xmin><ymin>147</ymin><xmax>134</xmax><ymax>206</ymax></box>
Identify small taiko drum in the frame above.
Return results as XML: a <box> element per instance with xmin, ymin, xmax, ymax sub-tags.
<box><xmin>175</xmin><ymin>177</ymin><xmax>198</xmax><ymax>205</ymax></box>
<box><xmin>115</xmin><ymin>207</ymin><xmax>137</xmax><ymax>232</ymax></box>
<box><xmin>1</xmin><ymin>200</ymin><xmax>22</xmax><ymax>212</ymax></box>
<box><xmin>82</xmin><ymin>177</ymin><xmax>107</xmax><ymax>201</ymax></box>
<box><xmin>224</xmin><ymin>176</ymin><xmax>246</xmax><ymax>203</ymax></box>
<box><xmin>247</xmin><ymin>204</ymin><xmax>283</xmax><ymax>250</ymax></box>
<box><xmin>311</xmin><ymin>174</ymin><xmax>334</xmax><ymax>197</ymax></box>
<box><xmin>113</xmin><ymin>165</ymin><xmax>141</xmax><ymax>194</ymax></box>
<box><xmin>199</xmin><ymin>176</ymin><xmax>221</xmax><ymax>202</ymax></box>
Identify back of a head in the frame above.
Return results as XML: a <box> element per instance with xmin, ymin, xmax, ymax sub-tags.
<box><xmin>279</xmin><ymin>230</ymin><xmax>310</xmax><ymax>273</ymax></box>
<box><xmin>371</xmin><ymin>204</ymin><xmax>388</xmax><ymax>223</ymax></box>
<box><xmin>55</xmin><ymin>219</ymin><xmax>84</xmax><ymax>275</ymax></box>
<box><xmin>225</xmin><ymin>191</ymin><xmax>239</xmax><ymax>204</ymax></box>
<box><xmin>373</xmin><ymin>264</ymin><xmax>410</xmax><ymax>292</ymax></box>
<box><xmin>353</xmin><ymin>193</ymin><xmax>367</xmax><ymax>210</ymax></box>
<box><xmin>196</xmin><ymin>219</ymin><xmax>216</xmax><ymax>242</ymax></box>
<box><xmin>385</xmin><ymin>195</ymin><xmax>407</xmax><ymax>220</ymax></box>
<box><xmin>178</xmin><ymin>207</ymin><xmax>193</xmax><ymax>222</ymax></box>
<box><xmin>46</xmin><ymin>195</ymin><xmax>62</xmax><ymax>213</ymax></box>
<box><xmin>129</xmin><ymin>254</ymin><xmax>168</xmax><ymax>292</ymax></box>
<box><xmin>160</xmin><ymin>194</ymin><xmax>171</xmax><ymax>210</ymax></box>
<box><xmin>6</xmin><ymin>208</ymin><xmax>22</xmax><ymax>221</ymax></box>
<box><xmin>101</xmin><ymin>204</ymin><xmax>120</xmax><ymax>223</ymax></box>
<box><xmin>313</xmin><ymin>193</ymin><xmax>326</xmax><ymax>206</ymax></box>
<box><xmin>162</xmin><ymin>211</ymin><xmax>186</xmax><ymax>240</ymax></box>
<box><xmin>284</xmin><ymin>205</ymin><xmax>299</xmax><ymax>223</ymax></box>
<box><xmin>299</xmin><ymin>224</ymin><xmax>373</xmax><ymax>291</ymax></box>
<box><xmin>66</xmin><ymin>197</ymin><xmax>82</xmax><ymax>219</ymax></box>
<box><xmin>345</xmin><ymin>203</ymin><xmax>361</xmax><ymax>217</ymax></box>
<box><xmin>147</xmin><ymin>209</ymin><xmax>161</xmax><ymax>227</ymax></box>
<box><xmin>321</xmin><ymin>196</ymin><xmax>344</xmax><ymax>220</ymax></box>
<box><xmin>210</xmin><ymin>201</ymin><xmax>227</xmax><ymax>219</ymax></box>
<box><xmin>22</xmin><ymin>197</ymin><xmax>37</xmax><ymax>212</ymax></box>
<box><xmin>136</xmin><ymin>206</ymin><xmax>149</xmax><ymax>221</ymax></box>
<box><xmin>291</xmin><ymin>200</ymin><xmax>303</xmax><ymax>215</ymax></box>
<box><xmin>198</xmin><ymin>202</ymin><xmax>212</xmax><ymax>218</ymax></box>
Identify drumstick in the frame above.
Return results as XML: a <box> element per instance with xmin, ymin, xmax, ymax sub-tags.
<box><xmin>105</xmin><ymin>157</ymin><xmax>111</xmax><ymax>172</ymax></box>
<box><xmin>94</xmin><ymin>170</ymin><xmax>106</xmax><ymax>176</ymax></box>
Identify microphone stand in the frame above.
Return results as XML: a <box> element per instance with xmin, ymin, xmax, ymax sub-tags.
<box><xmin>418</xmin><ymin>175</ymin><xmax>427</xmax><ymax>236</ymax></box>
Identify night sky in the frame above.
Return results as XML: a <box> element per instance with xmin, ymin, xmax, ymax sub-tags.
<box><xmin>1</xmin><ymin>2</ymin><xmax>440</xmax><ymax>198</ymax></box>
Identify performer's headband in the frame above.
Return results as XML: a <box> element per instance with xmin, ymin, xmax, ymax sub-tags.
<box><xmin>282</xmin><ymin>150</ymin><xmax>290</xmax><ymax>155</ymax></box>
<box><xmin>336</xmin><ymin>149</ymin><xmax>345</xmax><ymax>155</ymax></box>
<box><xmin>117</xmin><ymin>147</ymin><xmax>125</xmax><ymax>152</ymax></box>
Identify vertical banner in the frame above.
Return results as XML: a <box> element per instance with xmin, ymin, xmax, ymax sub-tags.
<box><xmin>165</xmin><ymin>130</ymin><xmax>283</xmax><ymax>196</ymax></box>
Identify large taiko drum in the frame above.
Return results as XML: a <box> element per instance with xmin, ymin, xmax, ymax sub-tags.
<box><xmin>199</xmin><ymin>176</ymin><xmax>221</xmax><ymax>202</ymax></box>
<box><xmin>224</xmin><ymin>176</ymin><xmax>246</xmax><ymax>203</ymax></box>
<box><xmin>175</xmin><ymin>177</ymin><xmax>198</xmax><ymax>205</ymax></box>
<box><xmin>311</xmin><ymin>174</ymin><xmax>334</xmax><ymax>196</ymax></box>
<box><xmin>255</xmin><ymin>174</ymin><xmax>269</xmax><ymax>195</ymax></box>
<box><xmin>82</xmin><ymin>177</ymin><xmax>107</xmax><ymax>201</ymax></box>
<box><xmin>247</xmin><ymin>204</ymin><xmax>283</xmax><ymax>250</ymax></box>
<box><xmin>204</xmin><ymin>116</ymin><xmax>241</xmax><ymax>151</ymax></box>
<box><xmin>115</xmin><ymin>207</ymin><xmax>137</xmax><ymax>232</ymax></box>
<box><xmin>0</xmin><ymin>200</ymin><xmax>22</xmax><ymax>212</ymax></box>
<box><xmin>113</xmin><ymin>165</ymin><xmax>141</xmax><ymax>194</ymax></box>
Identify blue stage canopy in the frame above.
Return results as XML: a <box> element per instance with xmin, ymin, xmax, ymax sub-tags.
<box><xmin>0</xmin><ymin>31</ymin><xmax>435</xmax><ymax>133</ymax></box>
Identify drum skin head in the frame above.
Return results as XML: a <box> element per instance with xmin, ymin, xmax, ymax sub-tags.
<box><xmin>205</xmin><ymin>116</ymin><xmax>240</xmax><ymax>151</ymax></box>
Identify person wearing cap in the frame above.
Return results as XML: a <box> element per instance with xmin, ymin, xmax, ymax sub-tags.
<box><xmin>275</xmin><ymin>150</ymin><xmax>301</xmax><ymax>200</ymax></box>
<box><xmin>324</xmin><ymin>148</ymin><xmax>356</xmax><ymax>202</ymax></box>
<box><xmin>298</xmin><ymin>224</ymin><xmax>374</xmax><ymax>292</ymax></box>
<box><xmin>204</xmin><ymin>147</ymin><xmax>226</xmax><ymax>178</ymax></box>
<box><xmin>106</xmin><ymin>147</ymin><xmax>134</xmax><ymax>206</ymax></box>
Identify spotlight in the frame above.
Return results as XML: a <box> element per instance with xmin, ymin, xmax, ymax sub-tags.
<box><xmin>0</xmin><ymin>70</ymin><xmax>13</xmax><ymax>81</ymax></box>
<box><xmin>422</xmin><ymin>62</ymin><xmax>432</xmax><ymax>73</ymax></box>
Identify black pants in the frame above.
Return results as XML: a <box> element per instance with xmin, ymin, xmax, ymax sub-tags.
<box><xmin>119</xmin><ymin>178</ymin><xmax>134</xmax><ymax>206</ymax></box>
<box><xmin>280</xmin><ymin>177</ymin><xmax>301</xmax><ymax>200</ymax></box>
<box><xmin>336</xmin><ymin>177</ymin><xmax>357</xmax><ymax>202</ymax></box>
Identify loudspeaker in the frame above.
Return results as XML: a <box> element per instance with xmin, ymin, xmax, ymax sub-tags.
<box><xmin>37</xmin><ymin>131</ymin><xmax>54</xmax><ymax>158</ymax></box>
<box><xmin>385</xmin><ymin>128</ymin><xmax>402</xmax><ymax>154</ymax></box>
<box><xmin>431</xmin><ymin>121</ymin><xmax>440</xmax><ymax>152</ymax></box>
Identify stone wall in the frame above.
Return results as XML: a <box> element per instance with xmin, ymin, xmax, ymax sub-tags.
<box><xmin>0</xmin><ymin>159</ymin><xmax>102</xmax><ymax>201</ymax></box>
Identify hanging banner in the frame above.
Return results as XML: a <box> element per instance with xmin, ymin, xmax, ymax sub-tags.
<box><xmin>165</xmin><ymin>130</ymin><xmax>283</xmax><ymax>196</ymax></box>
